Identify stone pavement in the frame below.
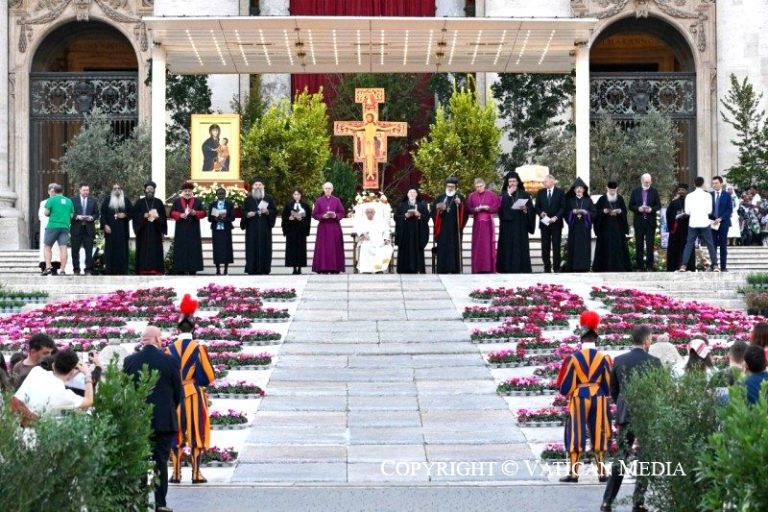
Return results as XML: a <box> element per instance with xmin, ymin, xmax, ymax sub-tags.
<box><xmin>231</xmin><ymin>274</ymin><xmax>541</xmax><ymax>485</ymax></box>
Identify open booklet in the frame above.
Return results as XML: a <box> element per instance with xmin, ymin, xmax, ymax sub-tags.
<box><xmin>211</xmin><ymin>207</ymin><xmax>225</xmax><ymax>218</ymax></box>
<box><xmin>258</xmin><ymin>200</ymin><xmax>269</xmax><ymax>212</ymax></box>
<box><xmin>511</xmin><ymin>198</ymin><xmax>529</xmax><ymax>210</ymax></box>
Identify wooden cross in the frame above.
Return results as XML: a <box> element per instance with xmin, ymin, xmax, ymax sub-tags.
<box><xmin>333</xmin><ymin>88</ymin><xmax>408</xmax><ymax>191</ymax></box>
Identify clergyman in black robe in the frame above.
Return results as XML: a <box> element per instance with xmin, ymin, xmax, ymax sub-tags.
<box><xmin>565</xmin><ymin>177</ymin><xmax>596</xmax><ymax>272</ymax></box>
<box><xmin>132</xmin><ymin>180</ymin><xmax>167</xmax><ymax>275</ymax></box>
<box><xmin>431</xmin><ymin>176</ymin><xmax>467</xmax><ymax>274</ymax></box>
<box><xmin>666</xmin><ymin>183</ymin><xmax>695</xmax><ymax>272</ymax></box>
<box><xmin>201</xmin><ymin>124</ymin><xmax>220</xmax><ymax>172</ymax></box>
<box><xmin>395</xmin><ymin>188</ymin><xmax>430</xmax><ymax>274</ymax></box>
<box><xmin>497</xmin><ymin>172</ymin><xmax>535</xmax><ymax>273</ymax></box>
<box><xmin>281</xmin><ymin>189</ymin><xmax>312</xmax><ymax>275</ymax></box>
<box><xmin>592</xmin><ymin>182</ymin><xmax>631</xmax><ymax>272</ymax></box>
<box><xmin>241</xmin><ymin>179</ymin><xmax>276</xmax><ymax>275</ymax></box>
<box><xmin>208</xmin><ymin>188</ymin><xmax>236</xmax><ymax>275</ymax></box>
<box><xmin>170</xmin><ymin>182</ymin><xmax>207</xmax><ymax>275</ymax></box>
<box><xmin>100</xmin><ymin>184</ymin><xmax>132</xmax><ymax>275</ymax></box>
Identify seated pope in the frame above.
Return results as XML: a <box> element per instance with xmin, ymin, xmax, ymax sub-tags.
<box><xmin>355</xmin><ymin>206</ymin><xmax>393</xmax><ymax>273</ymax></box>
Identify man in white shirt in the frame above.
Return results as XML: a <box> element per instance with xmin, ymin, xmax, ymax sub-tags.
<box><xmin>355</xmin><ymin>206</ymin><xmax>393</xmax><ymax>273</ymax></box>
<box><xmin>14</xmin><ymin>349</ymin><xmax>94</xmax><ymax>415</ymax></box>
<box><xmin>678</xmin><ymin>176</ymin><xmax>718</xmax><ymax>272</ymax></box>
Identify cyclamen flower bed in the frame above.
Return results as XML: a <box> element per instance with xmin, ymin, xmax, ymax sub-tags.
<box><xmin>517</xmin><ymin>338</ymin><xmax>563</xmax><ymax>353</ymax></box>
<box><xmin>533</xmin><ymin>363</ymin><xmax>562</xmax><ymax>379</ymax></box>
<box><xmin>210</xmin><ymin>409</ymin><xmax>249</xmax><ymax>430</ymax></box>
<box><xmin>209</xmin><ymin>352</ymin><xmax>272</xmax><ymax>369</ymax></box>
<box><xmin>239</xmin><ymin>330</ymin><xmax>282</xmax><ymax>345</ymax></box>
<box><xmin>209</xmin><ymin>381</ymin><xmax>265</xmax><ymax>399</ymax></box>
<box><xmin>217</xmin><ymin>305</ymin><xmax>290</xmax><ymax>320</ymax></box>
<box><xmin>517</xmin><ymin>407</ymin><xmax>568</xmax><ymax>426</ymax></box>
<box><xmin>497</xmin><ymin>377</ymin><xmax>557</xmax><ymax>396</ymax></box>
<box><xmin>471</xmin><ymin>324</ymin><xmax>542</xmax><ymax>341</ymax></box>
<box><xmin>486</xmin><ymin>348</ymin><xmax>526</xmax><ymax>366</ymax></box>
<box><xmin>201</xmin><ymin>446</ymin><xmax>239</xmax><ymax>466</ymax></box>
<box><xmin>204</xmin><ymin>340</ymin><xmax>243</xmax><ymax>353</ymax></box>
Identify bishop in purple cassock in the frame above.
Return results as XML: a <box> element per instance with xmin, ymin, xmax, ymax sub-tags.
<box><xmin>312</xmin><ymin>182</ymin><xmax>346</xmax><ymax>273</ymax></box>
<box><xmin>466</xmin><ymin>178</ymin><xmax>501</xmax><ymax>273</ymax></box>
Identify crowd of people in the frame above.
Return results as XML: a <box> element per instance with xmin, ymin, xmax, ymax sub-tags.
<box><xmin>556</xmin><ymin>313</ymin><xmax>768</xmax><ymax>512</ymax></box>
<box><xmin>2</xmin><ymin>297</ymin><xmax>215</xmax><ymax>512</ymax></box>
<box><xmin>38</xmin><ymin>172</ymin><xmax>761</xmax><ymax>276</ymax></box>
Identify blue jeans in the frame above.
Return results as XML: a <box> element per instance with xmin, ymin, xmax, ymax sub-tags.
<box><xmin>681</xmin><ymin>226</ymin><xmax>717</xmax><ymax>269</ymax></box>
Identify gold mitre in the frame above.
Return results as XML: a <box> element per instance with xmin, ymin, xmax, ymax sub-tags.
<box><xmin>515</xmin><ymin>164</ymin><xmax>550</xmax><ymax>196</ymax></box>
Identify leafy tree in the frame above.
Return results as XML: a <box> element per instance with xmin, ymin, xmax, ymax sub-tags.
<box><xmin>57</xmin><ymin>111</ymin><xmax>150</xmax><ymax>200</ymax></box>
<box><xmin>231</xmin><ymin>75</ymin><xmax>266</xmax><ymax>137</ymax></box>
<box><xmin>492</xmin><ymin>72</ymin><xmax>575</xmax><ymax>172</ymax></box>
<box><xmin>165</xmin><ymin>142</ymin><xmax>191</xmax><ymax>197</ymax></box>
<box><xmin>413</xmin><ymin>79</ymin><xmax>501</xmax><ymax>197</ymax></box>
<box><xmin>145</xmin><ymin>63</ymin><xmax>213</xmax><ymax>148</ymax></box>
<box><xmin>241</xmin><ymin>89</ymin><xmax>331</xmax><ymax>206</ymax></box>
<box><xmin>623</xmin><ymin>367</ymin><xmax>720</xmax><ymax>512</ymax></box>
<box><xmin>323</xmin><ymin>157</ymin><xmax>357</xmax><ymax>208</ymax></box>
<box><xmin>720</xmin><ymin>73</ymin><xmax>768</xmax><ymax>189</ymax></box>
<box><xmin>535</xmin><ymin>127</ymin><xmax>576</xmax><ymax>187</ymax></box>
<box><xmin>698</xmin><ymin>382</ymin><xmax>768</xmax><ymax>511</ymax></box>
<box><xmin>589</xmin><ymin>112</ymin><xmax>677</xmax><ymax>198</ymax></box>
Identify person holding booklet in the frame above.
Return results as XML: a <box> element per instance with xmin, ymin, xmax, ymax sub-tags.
<box><xmin>534</xmin><ymin>174</ymin><xmax>566</xmax><ymax>273</ymax></box>
<box><xmin>208</xmin><ymin>188</ymin><xmax>236</xmax><ymax>275</ymax></box>
<box><xmin>281</xmin><ymin>188</ymin><xmax>312</xmax><ymax>275</ymax></box>
<box><xmin>565</xmin><ymin>177</ymin><xmax>596</xmax><ymax>272</ymax></box>
<box><xmin>592</xmin><ymin>181</ymin><xmax>631</xmax><ymax>272</ymax></box>
<box><xmin>496</xmin><ymin>171</ymin><xmax>535</xmax><ymax>273</ymax></box>
<box><xmin>241</xmin><ymin>178</ymin><xmax>276</xmax><ymax>275</ymax></box>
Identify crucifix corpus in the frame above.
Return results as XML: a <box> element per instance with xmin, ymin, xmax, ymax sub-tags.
<box><xmin>333</xmin><ymin>88</ymin><xmax>408</xmax><ymax>191</ymax></box>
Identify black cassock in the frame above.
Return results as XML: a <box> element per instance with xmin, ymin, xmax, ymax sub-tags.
<box><xmin>565</xmin><ymin>195</ymin><xmax>596</xmax><ymax>272</ymax></box>
<box><xmin>281</xmin><ymin>201</ymin><xmax>312</xmax><ymax>267</ymax></box>
<box><xmin>666</xmin><ymin>196</ymin><xmax>695</xmax><ymax>271</ymax></box>
<box><xmin>208</xmin><ymin>200</ymin><xmax>235</xmax><ymax>265</ymax></box>
<box><xmin>592</xmin><ymin>195</ymin><xmax>631</xmax><ymax>272</ymax></box>
<box><xmin>132</xmin><ymin>197</ymin><xmax>167</xmax><ymax>275</ymax></box>
<box><xmin>100</xmin><ymin>197</ymin><xmax>132</xmax><ymax>275</ymax></box>
<box><xmin>394</xmin><ymin>200</ymin><xmax>430</xmax><ymax>274</ymax></box>
<box><xmin>431</xmin><ymin>194</ymin><xmax>467</xmax><ymax>274</ymax></box>
<box><xmin>497</xmin><ymin>190</ymin><xmax>535</xmax><ymax>273</ymax></box>
<box><xmin>170</xmin><ymin>197</ymin><xmax>206</xmax><ymax>273</ymax></box>
<box><xmin>241</xmin><ymin>195</ymin><xmax>276</xmax><ymax>275</ymax></box>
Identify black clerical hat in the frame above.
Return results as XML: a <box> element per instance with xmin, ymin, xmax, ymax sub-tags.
<box><xmin>566</xmin><ymin>177</ymin><xmax>589</xmax><ymax>198</ymax></box>
<box><xmin>606</xmin><ymin>180</ymin><xmax>618</xmax><ymax>189</ymax></box>
<box><xmin>445</xmin><ymin>176</ymin><xmax>458</xmax><ymax>185</ymax></box>
<box><xmin>144</xmin><ymin>180</ymin><xmax>157</xmax><ymax>190</ymax></box>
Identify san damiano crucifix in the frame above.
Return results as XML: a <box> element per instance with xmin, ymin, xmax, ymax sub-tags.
<box><xmin>333</xmin><ymin>88</ymin><xmax>408</xmax><ymax>191</ymax></box>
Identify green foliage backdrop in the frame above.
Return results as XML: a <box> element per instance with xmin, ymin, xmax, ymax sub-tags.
<box><xmin>241</xmin><ymin>89</ymin><xmax>331</xmax><ymax>206</ymax></box>
<box><xmin>720</xmin><ymin>73</ymin><xmax>768</xmax><ymax>190</ymax></box>
<box><xmin>413</xmin><ymin>81</ymin><xmax>501</xmax><ymax>197</ymax></box>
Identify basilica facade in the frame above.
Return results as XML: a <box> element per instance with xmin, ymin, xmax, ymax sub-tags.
<box><xmin>1</xmin><ymin>0</ymin><xmax>766</xmax><ymax>249</ymax></box>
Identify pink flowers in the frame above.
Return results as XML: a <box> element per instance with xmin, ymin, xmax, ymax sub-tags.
<box><xmin>497</xmin><ymin>377</ymin><xmax>557</xmax><ymax>395</ymax></box>
<box><xmin>208</xmin><ymin>352</ymin><xmax>272</xmax><ymax>368</ymax></box>
<box><xmin>486</xmin><ymin>348</ymin><xmax>526</xmax><ymax>364</ymax></box>
<box><xmin>209</xmin><ymin>381</ymin><xmax>266</xmax><ymax>396</ymax></box>
<box><xmin>517</xmin><ymin>407</ymin><xmax>568</xmax><ymax>423</ymax></box>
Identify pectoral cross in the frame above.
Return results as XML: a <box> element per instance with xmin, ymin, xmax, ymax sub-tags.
<box><xmin>333</xmin><ymin>88</ymin><xmax>408</xmax><ymax>191</ymax></box>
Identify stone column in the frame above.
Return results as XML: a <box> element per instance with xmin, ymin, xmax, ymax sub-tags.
<box><xmin>574</xmin><ymin>43</ymin><xmax>590</xmax><ymax>186</ymax></box>
<box><xmin>260</xmin><ymin>0</ymin><xmax>291</xmax><ymax>105</ymax></box>
<box><xmin>151</xmin><ymin>45</ymin><xmax>167</xmax><ymax>203</ymax></box>
<box><xmin>0</xmin><ymin>0</ymin><xmax>23</xmax><ymax>250</ymax></box>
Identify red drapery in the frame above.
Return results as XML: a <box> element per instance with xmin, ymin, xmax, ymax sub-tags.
<box><xmin>289</xmin><ymin>0</ymin><xmax>436</xmax><ymax>193</ymax></box>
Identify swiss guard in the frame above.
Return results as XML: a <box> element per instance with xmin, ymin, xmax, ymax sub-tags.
<box><xmin>167</xmin><ymin>294</ymin><xmax>216</xmax><ymax>484</ymax></box>
<box><xmin>556</xmin><ymin>310</ymin><xmax>613</xmax><ymax>483</ymax></box>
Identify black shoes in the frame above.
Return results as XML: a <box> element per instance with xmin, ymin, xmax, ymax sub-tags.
<box><xmin>559</xmin><ymin>475</ymin><xmax>579</xmax><ymax>483</ymax></box>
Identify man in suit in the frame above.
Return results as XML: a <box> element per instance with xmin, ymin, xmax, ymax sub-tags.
<box><xmin>710</xmin><ymin>176</ymin><xmax>733</xmax><ymax>271</ymax></box>
<box><xmin>70</xmin><ymin>183</ymin><xmax>98</xmax><ymax>275</ymax></box>
<box><xmin>601</xmin><ymin>325</ymin><xmax>662</xmax><ymax>512</ymax></box>
<box><xmin>123</xmin><ymin>325</ymin><xmax>182</xmax><ymax>512</ymax></box>
<box><xmin>534</xmin><ymin>174</ymin><xmax>566</xmax><ymax>273</ymax></box>
<box><xmin>628</xmin><ymin>173</ymin><xmax>662</xmax><ymax>271</ymax></box>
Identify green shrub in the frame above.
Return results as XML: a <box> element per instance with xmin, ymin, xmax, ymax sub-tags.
<box><xmin>623</xmin><ymin>367</ymin><xmax>721</xmax><ymax>512</ymax></box>
<box><xmin>746</xmin><ymin>272</ymin><xmax>768</xmax><ymax>287</ymax></box>
<box><xmin>0</xmin><ymin>406</ymin><xmax>100</xmax><ymax>511</ymax></box>
<box><xmin>91</xmin><ymin>363</ymin><xmax>157</xmax><ymax>511</ymax></box>
<box><xmin>0</xmin><ymin>363</ymin><xmax>156</xmax><ymax>511</ymax></box>
<box><xmin>698</xmin><ymin>383</ymin><xmax>768</xmax><ymax>511</ymax></box>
